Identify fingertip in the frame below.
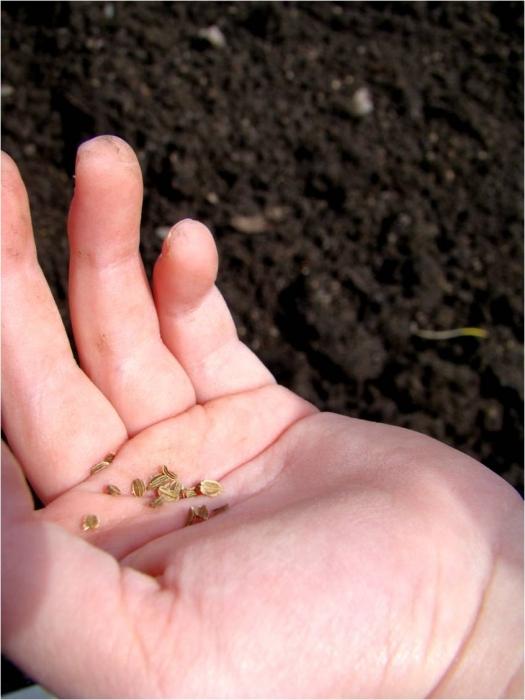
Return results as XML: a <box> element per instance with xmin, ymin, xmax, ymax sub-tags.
<box><xmin>164</xmin><ymin>219</ymin><xmax>218</xmax><ymax>276</ymax></box>
<box><xmin>70</xmin><ymin>135</ymin><xmax>143</xmax><ymax>248</ymax></box>
<box><xmin>1</xmin><ymin>151</ymin><xmax>34</xmax><ymax>260</ymax></box>
<box><xmin>1</xmin><ymin>150</ymin><xmax>18</xmax><ymax>172</ymax></box>
<box><xmin>1</xmin><ymin>151</ymin><xmax>24</xmax><ymax>193</ymax></box>
<box><xmin>165</xmin><ymin>217</ymin><xmax>199</xmax><ymax>243</ymax></box>
<box><xmin>155</xmin><ymin>219</ymin><xmax>219</xmax><ymax>307</ymax></box>
<box><xmin>76</xmin><ymin>135</ymin><xmax>139</xmax><ymax>170</ymax></box>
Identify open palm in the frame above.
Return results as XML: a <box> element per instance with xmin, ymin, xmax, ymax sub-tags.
<box><xmin>2</xmin><ymin>137</ymin><xmax>522</xmax><ymax>699</ymax></box>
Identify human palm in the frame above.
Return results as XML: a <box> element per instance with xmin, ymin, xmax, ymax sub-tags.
<box><xmin>2</xmin><ymin>137</ymin><xmax>522</xmax><ymax>699</ymax></box>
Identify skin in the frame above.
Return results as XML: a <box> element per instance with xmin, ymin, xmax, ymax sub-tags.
<box><xmin>1</xmin><ymin>136</ymin><xmax>523</xmax><ymax>699</ymax></box>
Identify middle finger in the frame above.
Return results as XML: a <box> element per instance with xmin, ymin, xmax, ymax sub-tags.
<box><xmin>68</xmin><ymin>136</ymin><xmax>195</xmax><ymax>434</ymax></box>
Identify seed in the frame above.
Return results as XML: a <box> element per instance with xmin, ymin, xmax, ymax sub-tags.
<box><xmin>186</xmin><ymin>507</ymin><xmax>198</xmax><ymax>526</ymax></box>
<box><xmin>90</xmin><ymin>451</ymin><xmax>116</xmax><ymax>475</ymax></box>
<box><xmin>211</xmin><ymin>504</ymin><xmax>229</xmax><ymax>517</ymax></box>
<box><xmin>149</xmin><ymin>496</ymin><xmax>166</xmax><ymax>508</ymax></box>
<box><xmin>198</xmin><ymin>480</ymin><xmax>223</xmax><ymax>498</ymax></box>
<box><xmin>81</xmin><ymin>514</ymin><xmax>100</xmax><ymax>531</ymax></box>
<box><xmin>131</xmin><ymin>479</ymin><xmax>146</xmax><ymax>497</ymax></box>
<box><xmin>181</xmin><ymin>487</ymin><xmax>197</xmax><ymax>499</ymax></box>
<box><xmin>186</xmin><ymin>505</ymin><xmax>210</xmax><ymax>526</ymax></box>
<box><xmin>162</xmin><ymin>465</ymin><xmax>178</xmax><ymax>480</ymax></box>
<box><xmin>147</xmin><ymin>473</ymin><xmax>170</xmax><ymax>490</ymax></box>
<box><xmin>90</xmin><ymin>460</ymin><xmax>110</xmax><ymax>476</ymax></box>
<box><xmin>106</xmin><ymin>484</ymin><xmax>121</xmax><ymax>496</ymax></box>
<box><xmin>158</xmin><ymin>483</ymin><xmax>181</xmax><ymax>501</ymax></box>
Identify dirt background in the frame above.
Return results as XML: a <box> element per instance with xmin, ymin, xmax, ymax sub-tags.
<box><xmin>1</xmin><ymin>1</ymin><xmax>523</xmax><ymax>693</ymax></box>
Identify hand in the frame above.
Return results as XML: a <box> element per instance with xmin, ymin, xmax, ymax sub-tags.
<box><xmin>2</xmin><ymin>137</ymin><xmax>522</xmax><ymax>699</ymax></box>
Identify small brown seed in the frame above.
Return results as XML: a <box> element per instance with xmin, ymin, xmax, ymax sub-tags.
<box><xmin>181</xmin><ymin>487</ymin><xmax>198</xmax><ymax>499</ymax></box>
<box><xmin>186</xmin><ymin>507</ymin><xmax>198</xmax><ymax>526</ymax></box>
<box><xmin>186</xmin><ymin>505</ymin><xmax>210</xmax><ymax>526</ymax></box>
<box><xmin>147</xmin><ymin>473</ymin><xmax>170</xmax><ymax>490</ymax></box>
<box><xmin>149</xmin><ymin>496</ymin><xmax>166</xmax><ymax>508</ymax></box>
<box><xmin>104</xmin><ymin>452</ymin><xmax>116</xmax><ymax>463</ymax></box>
<box><xmin>158</xmin><ymin>484</ymin><xmax>181</xmax><ymax>501</ymax></box>
<box><xmin>106</xmin><ymin>484</ymin><xmax>121</xmax><ymax>496</ymax></box>
<box><xmin>211</xmin><ymin>504</ymin><xmax>229</xmax><ymax>517</ymax></box>
<box><xmin>196</xmin><ymin>505</ymin><xmax>209</xmax><ymax>520</ymax></box>
<box><xmin>90</xmin><ymin>460</ymin><xmax>110</xmax><ymax>476</ymax></box>
<box><xmin>198</xmin><ymin>480</ymin><xmax>223</xmax><ymax>498</ymax></box>
<box><xmin>81</xmin><ymin>514</ymin><xmax>100</xmax><ymax>531</ymax></box>
<box><xmin>162</xmin><ymin>465</ymin><xmax>178</xmax><ymax>480</ymax></box>
<box><xmin>131</xmin><ymin>479</ymin><xmax>146</xmax><ymax>497</ymax></box>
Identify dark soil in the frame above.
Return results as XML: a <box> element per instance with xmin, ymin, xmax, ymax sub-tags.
<box><xmin>1</xmin><ymin>1</ymin><xmax>523</xmax><ymax>693</ymax></box>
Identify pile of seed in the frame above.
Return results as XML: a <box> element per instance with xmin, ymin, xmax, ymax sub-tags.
<box><xmin>81</xmin><ymin>457</ymin><xmax>227</xmax><ymax>532</ymax></box>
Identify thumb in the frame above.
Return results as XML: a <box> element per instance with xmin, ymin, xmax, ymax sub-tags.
<box><xmin>1</xmin><ymin>443</ymin><xmax>162</xmax><ymax>698</ymax></box>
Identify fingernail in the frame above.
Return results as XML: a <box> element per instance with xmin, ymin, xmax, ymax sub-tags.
<box><xmin>162</xmin><ymin>225</ymin><xmax>180</xmax><ymax>253</ymax></box>
<box><xmin>162</xmin><ymin>219</ymin><xmax>196</xmax><ymax>254</ymax></box>
<box><xmin>164</xmin><ymin>229</ymin><xmax>174</xmax><ymax>249</ymax></box>
<box><xmin>76</xmin><ymin>135</ymin><xmax>136</xmax><ymax>165</ymax></box>
<box><xmin>173</xmin><ymin>218</ymin><xmax>196</xmax><ymax>231</ymax></box>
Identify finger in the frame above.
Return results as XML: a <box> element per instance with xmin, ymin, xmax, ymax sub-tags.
<box><xmin>153</xmin><ymin>219</ymin><xmax>275</xmax><ymax>402</ymax></box>
<box><xmin>1</xmin><ymin>442</ymin><xmax>34</xmax><ymax>519</ymax></box>
<box><xmin>1</xmin><ymin>152</ymin><xmax>127</xmax><ymax>502</ymax></box>
<box><xmin>1</xmin><ymin>443</ymin><xmax>169</xmax><ymax>699</ymax></box>
<box><xmin>68</xmin><ymin>136</ymin><xmax>195</xmax><ymax>435</ymax></box>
